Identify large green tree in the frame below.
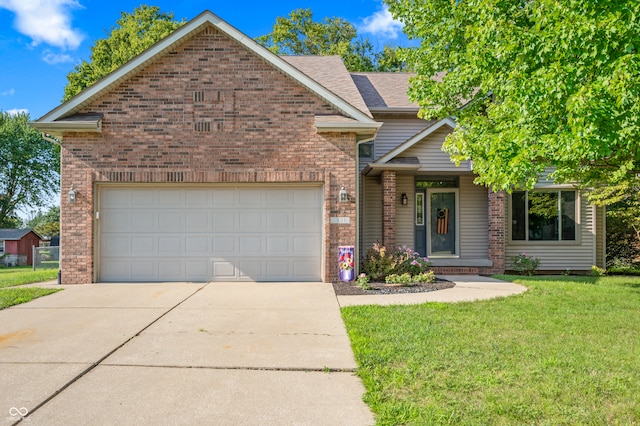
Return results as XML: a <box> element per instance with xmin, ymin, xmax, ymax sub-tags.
<box><xmin>0</xmin><ymin>112</ymin><xmax>59</xmax><ymax>227</ymax></box>
<box><xmin>387</xmin><ymin>0</ymin><xmax>640</xmax><ymax>195</ymax></box>
<box><xmin>63</xmin><ymin>5</ymin><xmax>185</xmax><ymax>101</ymax></box>
<box><xmin>257</xmin><ymin>8</ymin><xmax>408</xmax><ymax>72</ymax></box>
<box><xmin>26</xmin><ymin>206</ymin><xmax>60</xmax><ymax>239</ymax></box>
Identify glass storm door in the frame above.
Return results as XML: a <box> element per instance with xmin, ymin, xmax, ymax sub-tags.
<box><xmin>428</xmin><ymin>190</ymin><xmax>457</xmax><ymax>256</ymax></box>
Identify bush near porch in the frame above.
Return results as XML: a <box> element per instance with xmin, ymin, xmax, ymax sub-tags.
<box><xmin>341</xmin><ymin>275</ymin><xmax>640</xmax><ymax>424</ymax></box>
<box><xmin>361</xmin><ymin>243</ymin><xmax>435</xmax><ymax>284</ymax></box>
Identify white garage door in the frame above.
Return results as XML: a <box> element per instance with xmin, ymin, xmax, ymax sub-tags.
<box><xmin>98</xmin><ymin>185</ymin><xmax>323</xmax><ymax>282</ymax></box>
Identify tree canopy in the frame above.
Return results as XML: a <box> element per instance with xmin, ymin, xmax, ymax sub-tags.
<box><xmin>26</xmin><ymin>205</ymin><xmax>60</xmax><ymax>239</ymax></box>
<box><xmin>387</xmin><ymin>0</ymin><xmax>640</xmax><ymax>197</ymax></box>
<box><xmin>257</xmin><ymin>8</ymin><xmax>408</xmax><ymax>72</ymax></box>
<box><xmin>63</xmin><ymin>6</ymin><xmax>185</xmax><ymax>101</ymax></box>
<box><xmin>0</xmin><ymin>112</ymin><xmax>59</xmax><ymax>228</ymax></box>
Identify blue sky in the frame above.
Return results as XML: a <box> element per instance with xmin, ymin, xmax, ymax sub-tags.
<box><xmin>0</xmin><ymin>0</ymin><xmax>408</xmax><ymax>119</ymax></box>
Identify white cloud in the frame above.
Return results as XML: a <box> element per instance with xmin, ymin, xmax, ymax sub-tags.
<box><xmin>7</xmin><ymin>108</ymin><xmax>29</xmax><ymax>116</ymax></box>
<box><xmin>1</xmin><ymin>88</ymin><xmax>16</xmax><ymax>96</ymax></box>
<box><xmin>0</xmin><ymin>0</ymin><xmax>84</xmax><ymax>50</ymax></box>
<box><xmin>359</xmin><ymin>4</ymin><xmax>404</xmax><ymax>39</ymax></box>
<box><xmin>42</xmin><ymin>50</ymin><xmax>74</xmax><ymax>64</ymax></box>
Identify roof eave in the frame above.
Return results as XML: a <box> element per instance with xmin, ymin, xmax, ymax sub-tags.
<box><xmin>30</xmin><ymin>119</ymin><xmax>102</xmax><ymax>138</ymax></box>
<box><xmin>362</xmin><ymin>163</ymin><xmax>421</xmax><ymax>176</ymax></box>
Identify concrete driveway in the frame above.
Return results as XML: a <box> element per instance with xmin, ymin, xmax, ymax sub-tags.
<box><xmin>0</xmin><ymin>282</ymin><xmax>373</xmax><ymax>425</ymax></box>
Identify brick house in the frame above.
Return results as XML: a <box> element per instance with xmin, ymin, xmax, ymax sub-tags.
<box><xmin>31</xmin><ymin>11</ymin><xmax>605</xmax><ymax>284</ymax></box>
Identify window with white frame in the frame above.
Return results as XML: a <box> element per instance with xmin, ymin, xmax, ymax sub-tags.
<box><xmin>0</xmin><ymin>240</ymin><xmax>4</xmax><ymax>254</ymax></box>
<box><xmin>511</xmin><ymin>190</ymin><xmax>577</xmax><ymax>241</ymax></box>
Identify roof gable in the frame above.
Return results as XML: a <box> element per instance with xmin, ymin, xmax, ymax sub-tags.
<box><xmin>376</xmin><ymin>118</ymin><xmax>457</xmax><ymax>164</ymax></box>
<box><xmin>33</xmin><ymin>11</ymin><xmax>377</xmax><ymax>129</ymax></box>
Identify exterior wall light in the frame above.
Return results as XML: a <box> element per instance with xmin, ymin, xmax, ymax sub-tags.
<box><xmin>339</xmin><ymin>186</ymin><xmax>349</xmax><ymax>202</ymax></box>
<box><xmin>68</xmin><ymin>186</ymin><xmax>76</xmax><ymax>203</ymax></box>
<box><xmin>401</xmin><ymin>193</ymin><xmax>408</xmax><ymax>205</ymax></box>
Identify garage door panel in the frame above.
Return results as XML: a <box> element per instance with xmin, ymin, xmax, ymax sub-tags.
<box><xmin>131</xmin><ymin>211</ymin><xmax>156</xmax><ymax>230</ymax></box>
<box><xmin>130</xmin><ymin>261</ymin><xmax>155</xmax><ymax>279</ymax></box>
<box><xmin>212</xmin><ymin>211</ymin><xmax>235</xmax><ymax>231</ymax></box>
<box><xmin>99</xmin><ymin>186</ymin><xmax>322</xmax><ymax>282</ymax></box>
<box><xmin>185</xmin><ymin>237</ymin><xmax>209</xmax><ymax>253</ymax></box>
<box><xmin>239</xmin><ymin>236</ymin><xmax>263</xmax><ymax>253</ymax></box>
<box><xmin>238</xmin><ymin>211</ymin><xmax>262</xmax><ymax>231</ymax></box>
<box><xmin>213</xmin><ymin>237</ymin><xmax>236</xmax><ymax>253</ymax></box>
<box><xmin>156</xmin><ymin>189</ymin><xmax>183</xmax><ymax>206</ymax></box>
<box><xmin>211</xmin><ymin>189</ymin><xmax>235</xmax><ymax>205</ymax></box>
<box><xmin>158</xmin><ymin>237</ymin><xmax>183</xmax><ymax>254</ymax></box>
<box><xmin>101</xmin><ymin>236</ymin><xmax>130</xmax><ymax>256</ymax></box>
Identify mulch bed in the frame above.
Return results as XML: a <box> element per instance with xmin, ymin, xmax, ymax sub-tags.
<box><xmin>332</xmin><ymin>278</ymin><xmax>455</xmax><ymax>296</ymax></box>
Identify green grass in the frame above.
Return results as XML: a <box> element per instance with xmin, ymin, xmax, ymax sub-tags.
<box><xmin>341</xmin><ymin>275</ymin><xmax>640</xmax><ymax>425</ymax></box>
<box><xmin>0</xmin><ymin>266</ymin><xmax>59</xmax><ymax>288</ymax></box>
<box><xmin>0</xmin><ymin>287</ymin><xmax>62</xmax><ymax>309</ymax></box>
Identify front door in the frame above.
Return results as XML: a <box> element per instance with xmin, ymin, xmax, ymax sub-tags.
<box><xmin>428</xmin><ymin>189</ymin><xmax>457</xmax><ymax>256</ymax></box>
<box><xmin>415</xmin><ymin>188</ymin><xmax>458</xmax><ymax>257</ymax></box>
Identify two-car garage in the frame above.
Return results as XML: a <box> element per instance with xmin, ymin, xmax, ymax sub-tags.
<box><xmin>97</xmin><ymin>185</ymin><xmax>324</xmax><ymax>282</ymax></box>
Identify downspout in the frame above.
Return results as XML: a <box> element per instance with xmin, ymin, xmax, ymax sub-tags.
<box><xmin>41</xmin><ymin>132</ymin><xmax>63</xmax><ymax>284</ymax></box>
<box><xmin>41</xmin><ymin>133</ymin><xmax>61</xmax><ymax>146</ymax></box>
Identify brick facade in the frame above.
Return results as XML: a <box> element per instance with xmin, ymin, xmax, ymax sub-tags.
<box><xmin>59</xmin><ymin>25</ymin><xmax>357</xmax><ymax>284</ymax></box>
<box><xmin>487</xmin><ymin>190</ymin><xmax>506</xmax><ymax>274</ymax></box>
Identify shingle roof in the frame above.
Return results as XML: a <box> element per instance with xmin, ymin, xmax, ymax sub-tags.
<box><xmin>0</xmin><ymin>229</ymin><xmax>39</xmax><ymax>240</ymax></box>
<box><xmin>282</xmin><ymin>56</ymin><xmax>372</xmax><ymax>118</ymax></box>
<box><xmin>350</xmin><ymin>72</ymin><xmax>418</xmax><ymax>111</ymax></box>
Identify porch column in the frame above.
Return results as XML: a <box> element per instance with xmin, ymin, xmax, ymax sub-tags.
<box><xmin>382</xmin><ymin>170</ymin><xmax>397</xmax><ymax>248</ymax></box>
<box><xmin>488</xmin><ymin>190</ymin><xmax>506</xmax><ymax>273</ymax></box>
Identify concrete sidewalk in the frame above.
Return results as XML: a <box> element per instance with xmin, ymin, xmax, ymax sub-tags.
<box><xmin>0</xmin><ymin>282</ymin><xmax>373</xmax><ymax>425</ymax></box>
<box><xmin>337</xmin><ymin>275</ymin><xmax>527</xmax><ymax>307</ymax></box>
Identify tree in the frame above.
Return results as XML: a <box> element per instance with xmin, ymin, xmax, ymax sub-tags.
<box><xmin>26</xmin><ymin>206</ymin><xmax>60</xmax><ymax>239</ymax></box>
<box><xmin>387</xmin><ymin>0</ymin><xmax>640</xmax><ymax>196</ymax></box>
<box><xmin>63</xmin><ymin>6</ymin><xmax>185</xmax><ymax>101</ymax></box>
<box><xmin>0</xmin><ymin>112</ymin><xmax>59</xmax><ymax>227</ymax></box>
<box><xmin>257</xmin><ymin>8</ymin><xmax>408</xmax><ymax>72</ymax></box>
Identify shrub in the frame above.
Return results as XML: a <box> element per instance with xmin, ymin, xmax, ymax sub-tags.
<box><xmin>361</xmin><ymin>243</ymin><xmax>395</xmax><ymax>282</ymax></box>
<box><xmin>512</xmin><ymin>252</ymin><xmax>540</xmax><ymax>275</ymax></box>
<box><xmin>385</xmin><ymin>273</ymin><xmax>413</xmax><ymax>286</ymax></box>
<box><xmin>412</xmin><ymin>271</ymin><xmax>436</xmax><ymax>283</ymax></box>
<box><xmin>361</xmin><ymin>243</ymin><xmax>433</xmax><ymax>282</ymax></box>
<box><xmin>356</xmin><ymin>273</ymin><xmax>371</xmax><ymax>290</ymax></box>
<box><xmin>591</xmin><ymin>265</ymin><xmax>606</xmax><ymax>277</ymax></box>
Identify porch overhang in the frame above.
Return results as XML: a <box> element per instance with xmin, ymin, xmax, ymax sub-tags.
<box><xmin>361</xmin><ymin>163</ymin><xmax>421</xmax><ymax>176</ymax></box>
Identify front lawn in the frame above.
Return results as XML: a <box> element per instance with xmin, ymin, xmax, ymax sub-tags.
<box><xmin>341</xmin><ymin>275</ymin><xmax>640</xmax><ymax>425</ymax></box>
<box><xmin>0</xmin><ymin>287</ymin><xmax>62</xmax><ymax>310</ymax></box>
<box><xmin>0</xmin><ymin>266</ymin><xmax>58</xmax><ymax>288</ymax></box>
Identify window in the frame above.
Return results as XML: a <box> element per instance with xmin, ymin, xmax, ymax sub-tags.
<box><xmin>511</xmin><ymin>190</ymin><xmax>577</xmax><ymax>241</ymax></box>
<box><xmin>358</xmin><ymin>142</ymin><xmax>373</xmax><ymax>159</ymax></box>
<box><xmin>0</xmin><ymin>240</ymin><xmax>4</xmax><ymax>254</ymax></box>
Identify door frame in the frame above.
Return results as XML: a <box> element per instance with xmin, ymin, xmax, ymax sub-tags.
<box><xmin>425</xmin><ymin>188</ymin><xmax>460</xmax><ymax>258</ymax></box>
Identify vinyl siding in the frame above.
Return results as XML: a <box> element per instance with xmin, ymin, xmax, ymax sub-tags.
<box><xmin>402</xmin><ymin>127</ymin><xmax>472</xmax><ymax>172</ymax></box>
<box><xmin>459</xmin><ymin>175</ymin><xmax>489</xmax><ymax>258</ymax></box>
<box><xmin>505</xmin><ymin>190</ymin><xmax>596</xmax><ymax>271</ymax></box>
<box><xmin>373</xmin><ymin>119</ymin><xmax>433</xmax><ymax>159</ymax></box>
<box><xmin>396</xmin><ymin>175</ymin><xmax>415</xmax><ymax>248</ymax></box>
<box><xmin>362</xmin><ymin>175</ymin><xmax>383</xmax><ymax>251</ymax></box>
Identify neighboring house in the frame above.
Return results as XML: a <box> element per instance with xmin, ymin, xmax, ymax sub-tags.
<box><xmin>0</xmin><ymin>229</ymin><xmax>43</xmax><ymax>266</ymax></box>
<box><xmin>31</xmin><ymin>11</ymin><xmax>605</xmax><ymax>284</ymax></box>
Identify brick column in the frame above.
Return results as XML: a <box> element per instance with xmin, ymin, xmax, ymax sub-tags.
<box><xmin>488</xmin><ymin>190</ymin><xmax>506</xmax><ymax>273</ymax></box>
<box><xmin>382</xmin><ymin>170</ymin><xmax>397</xmax><ymax>249</ymax></box>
